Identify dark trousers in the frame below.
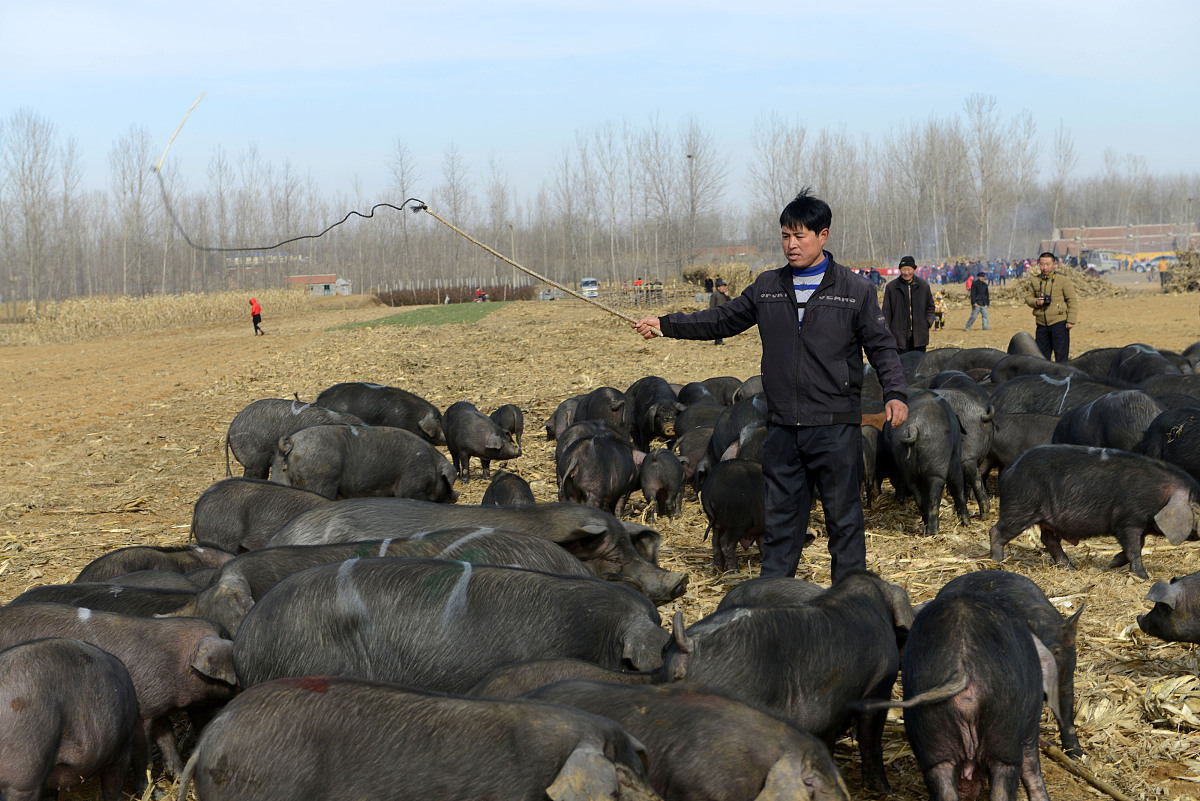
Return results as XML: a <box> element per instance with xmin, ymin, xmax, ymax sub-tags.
<box><xmin>1035</xmin><ymin>322</ymin><xmax>1070</xmax><ymax>362</ymax></box>
<box><xmin>761</xmin><ymin>423</ymin><xmax>865</xmax><ymax>583</ymax></box>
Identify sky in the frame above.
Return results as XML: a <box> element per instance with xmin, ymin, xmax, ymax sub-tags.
<box><xmin>2</xmin><ymin>0</ymin><xmax>1198</xmax><ymax>211</ymax></box>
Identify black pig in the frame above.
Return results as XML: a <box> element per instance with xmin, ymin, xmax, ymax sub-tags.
<box><xmin>225</xmin><ymin>398</ymin><xmax>363</xmax><ymax>479</ymax></box>
<box><xmin>489</xmin><ymin>403</ymin><xmax>525</xmax><ymax>448</ymax></box>
<box><xmin>639</xmin><ymin>448</ymin><xmax>685</xmax><ymax>521</ymax></box>
<box><xmin>1139</xmin><ymin>571</ymin><xmax>1200</xmax><ymax>644</ymax></box>
<box><xmin>481</xmin><ymin>470</ymin><xmax>537</xmax><ymax>506</ymax></box>
<box><xmin>76</xmin><ymin>543</ymin><xmax>234</xmax><ymax>582</ymax></box>
<box><xmin>314</xmin><ymin>381</ymin><xmax>445</xmax><ymax>444</ymax></box>
<box><xmin>700</xmin><ymin>459</ymin><xmax>765</xmax><ymax>573</ymax></box>
<box><xmin>190</xmin><ymin>478</ymin><xmax>330</xmax><ymax>552</ymax></box>
<box><xmin>442</xmin><ymin>400</ymin><xmax>522</xmax><ymax>482</ymax></box>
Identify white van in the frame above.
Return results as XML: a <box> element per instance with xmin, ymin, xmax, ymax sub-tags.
<box><xmin>580</xmin><ymin>277</ymin><xmax>599</xmax><ymax>298</ymax></box>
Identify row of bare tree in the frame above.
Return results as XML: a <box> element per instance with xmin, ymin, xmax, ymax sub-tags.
<box><xmin>2</xmin><ymin>94</ymin><xmax>1198</xmax><ymax>306</ymax></box>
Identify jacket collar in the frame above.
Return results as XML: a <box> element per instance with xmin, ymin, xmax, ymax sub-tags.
<box><xmin>777</xmin><ymin>252</ymin><xmax>838</xmax><ymax>295</ymax></box>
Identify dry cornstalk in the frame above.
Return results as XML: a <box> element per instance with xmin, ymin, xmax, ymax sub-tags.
<box><xmin>1040</xmin><ymin>738</ymin><xmax>1132</xmax><ymax>801</ymax></box>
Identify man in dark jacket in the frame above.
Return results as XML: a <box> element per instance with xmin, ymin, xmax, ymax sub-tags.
<box><xmin>882</xmin><ymin>256</ymin><xmax>935</xmax><ymax>353</ymax></box>
<box><xmin>965</xmin><ymin>270</ymin><xmax>990</xmax><ymax>331</ymax></box>
<box><xmin>631</xmin><ymin>189</ymin><xmax>908</xmax><ymax>582</ymax></box>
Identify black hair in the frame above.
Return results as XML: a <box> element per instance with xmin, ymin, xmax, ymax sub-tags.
<box><xmin>1038</xmin><ymin>252</ymin><xmax>1058</xmax><ymax>263</ymax></box>
<box><xmin>779</xmin><ymin>187</ymin><xmax>832</xmax><ymax>233</ymax></box>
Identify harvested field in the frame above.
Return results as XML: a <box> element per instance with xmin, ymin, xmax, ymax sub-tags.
<box><xmin>1</xmin><ymin>272</ymin><xmax>1199</xmax><ymax>800</ymax></box>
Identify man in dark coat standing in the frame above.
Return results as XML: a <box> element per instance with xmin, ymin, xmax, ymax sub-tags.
<box><xmin>965</xmin><ymin>270</ymin><xmax>990</xmax><ymax>331</ymax></box>
<box><xmin>882</xmin><ymin>256</ymin><xmax>935</xmax><ymax>353</ymax></box>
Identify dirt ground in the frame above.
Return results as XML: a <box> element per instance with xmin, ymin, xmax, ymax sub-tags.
<box><xmin>2</xmin><ymin>272</ymin><xmax>1199</xmax><ymax>800</ymax></box>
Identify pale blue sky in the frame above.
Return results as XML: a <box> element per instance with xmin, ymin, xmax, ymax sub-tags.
<box><xmin>3</xmin><ymin>0</ymin><xmax>1197</xmax><ymax>205</ymax></box>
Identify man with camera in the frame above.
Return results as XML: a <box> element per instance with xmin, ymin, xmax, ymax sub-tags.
<box><xmin>1025</xmin><ymin>252</ymin><xmax>1076</xmax><ymax>361</ymax></box>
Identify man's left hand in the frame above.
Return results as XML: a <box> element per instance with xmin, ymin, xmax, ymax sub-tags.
<box><xmin>885</xmin><ymin>399</ymin><xmax>908</xmax><ymax>428</ymax></box>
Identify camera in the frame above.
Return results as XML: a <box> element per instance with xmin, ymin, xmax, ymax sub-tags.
<box><xmin>1041</xmin><ymin>294</ymin><xmax>1052</xmax><ymax>306</ymax></box>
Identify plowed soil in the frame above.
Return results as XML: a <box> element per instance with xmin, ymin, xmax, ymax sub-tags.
<box><xmin>1</xmin><ymin>271</ymin><xmax>1198</xmax><ymax>801</ymax></box>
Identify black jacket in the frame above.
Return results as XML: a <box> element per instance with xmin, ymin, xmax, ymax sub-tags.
<box><xmin>882</xmin><ymin>275</ymin><xmax>936</xmax><ymax>350</ymax></box>
<box><xmin>970</xmin><ymin>279</ymin><xmax>990</xmax><ymax>307</ymax></box>
<box><xmin>659</xmin><ymin>255</ymin><xmax>907</xmax><ymax>426</ymax></box>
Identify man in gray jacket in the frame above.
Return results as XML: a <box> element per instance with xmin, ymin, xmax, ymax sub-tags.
<box><xmin>632</xmin><ymin>189</ymin><xmax>907</xmax><ymax>582</ymax></box>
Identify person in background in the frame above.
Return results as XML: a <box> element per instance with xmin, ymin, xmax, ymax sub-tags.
<box><xmin>249</xmin><ymin>297</ymin><xmax>264</xmax><ymax>336</ymax></box>
<box><xmin>630</xmin><ymin>188</ymin><xmax>908</xmax><ymax>583</ymax></box>
<box><xmin>1026</xmin><ymin>252</ymin><xmax>1076</xmax><ymax>361</ymax></box>
<box><xmin>965</xmin><ymin>271</ymin><xmax>990</xmax><ymax>331</ymax></box>
<box><xmin>882</xmin><ymin>256</ymin><xmax>935</xmax><ymax>354</ymax></box>
<box><xmin>933</xmin><ymin>290</ymin><xmax>947</xmax><ymax>330</ymax></box>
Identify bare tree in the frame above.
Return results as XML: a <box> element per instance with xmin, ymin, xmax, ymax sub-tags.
<box><xmin>388</xmin><ymin>137</ymin><xmax>422</xmax><ymax>280</ymax></box>
<box><xmin>1</xmin><ymin>108</ymin><xmax>58</xmax><ymax>305</ymax></box>
<box><xmin>1048</xmin><ymin>122</ymin><xmax>1078</xmax><ymax>233</ymax></box>
<box><xmin>108</xmin><ymin>125</ymin><xmax>154</xmax><ymax>295</ymax></box>
<box><xmin>1005</xmin><ymin>110</ymin><xmax>1040</xmax><ymax>257</ymax></box>
<box><xmin>964</xmin><ymin>93</ymin><xmax>1010</xmax><ymax>256</ymax></box>
<box><xmin>680</xmin><ymin>117</ymin><xmax>728</xmax><ymax>266</ymax></box>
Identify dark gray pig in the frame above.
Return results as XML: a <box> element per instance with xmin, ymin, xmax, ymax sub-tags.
<box><xmin>863</xmin><ymin>594</ymin><xmax>1051</xmax><ymax>801</ymax></box>
<box><xmin>575</xmin><ymin>385</ymin><xmax>633</xmax><ymax>437</ymax></box>
<box><xmin>10</xmin><ymin>583</ymin><xmax>201</xmax><ymax>618</ymax></box>
<box><xmin>626</xmin><ymin>375</ymin><xmax>686</xmax><ymax>451</ymax></box>
<box><xmin>700</xmin><ymin>459</ymin><xmax>765</xmax><ymax>573</ymax></box>
<box><xmin>313</xmin><ymin>381</ymin><xmax>445</xmax><ymax>444</ymax></box>
<box><xmin>883</xmin><ymin>392</ymin><xmax>972</xmax><ymax>536</ymax></box>
<box><xmin>76</xmin><ymin>543</ymin><xmax>234</xmax><ymax>582</ymax></box>
<box><xmin>469</xmin><ymin>658</ymin><xmax>661</xmax><ymax>697</ymax></box>
<box><xmin>1108</xmin><ymin>344</ymin><xmax>1183</xmax><ymax>384</ymax></box>
<box><xmin>989</xmin><ymin>374</ymin><xmax>1115</xmax><ymax>415</ymax></box>
<box><xmin>262</xmin><ymin>497</ymin><xmax>688</xmax><ymax>604</ymax></box>
<box><xmin>937</xmin><ymin>570</ymin><xmax>1084</xmax><ymax>757</ymax></box>
<box><xmin>195</xmin><ymin>528</ymin><xmax>594</xmax><ymax>636</ymax></box>
<box><xmin>1139</xmin><ymin>571</ymin><xmax>1200</xmax><ymax>644</ymax></box>
<box><xmin>701</xmin><ymin>375</ymin><xmax>743</xmax><ymax>405</ymax></box>
<box><xmin>673</xmin><ymin>425</ymin><xmax>714</xmax><ymax>489</ymax></box>
<box><xmin>1007</xmin><ymin>330</ymin><xmax>1044</xmax><ymax>357</ymax></box>
<box><xmin>0</xmin><ymin>604</ymin><xmax>237</xmax><ymax>778</ymax></box>
<box><xmin>524</xmin><ymin>680</ymin><xmax>851</xmax><ymax>801</ymax></box>
<box><xmin>662</xmin><ymin>571</ymin><xmax>914</xmax><ymax>794</ymax></box>
<box><xmin>489</xmin><ymin>402</ymin><xmax>525</xmax><ymax>448</ymax></box>
<box><xmin>716</xmin><ymin>576</ymin><xmax>825</xmax><ymax>612</ymax></box>
<box><xmin>912</xmin><ymin>347</ymin><xmax>963</xmax><ymax>379</ymax></box>
<box><xmin>677</xmin><ymin>381</ymin><xmax>721</xmax><ymax>407</ymax></box>
<box><xmin>979</xmin><ymin>412</ymin><xmax>1060</xmax><ymax>483</ymax></box>
<box><xmin>943</xmin><ymin>347</ymin><xmax>1008</xmax><ymax>374</ymax></box>
<box><xmin>639</xmin><ymin>448</ymin><xmax>685</xmax><ymax>521</ymax></box>
<box><xmin>544</xmin><ymin>393</ymin><xmax>586</xmax><ymax>440</ymax></box>
<box><xmin>0</xmin><ymin>638</ymin><xmax>139</xmax><ymax>801</ymax></box>
<box><xmin>709</xmin><ymin>394</ymin><xmax>768</xmax><ymax>462</ymax></box>
<box><xmin>732</xmin><ymin>374</ymin><xmax>764</xmax><ymax>403</ymax></box>
<box><xmin>1139</xmin><ymin>374</ymin><xmax>1200</xmax><ymax>400</ymax></box>
<box><xmin>673</xmin><ymin>401</ymin><xmax>725</xmax><ymax>440</ymax></box>
<box><xmin>177</xmin><ymin>676</ymin><xmax>655</xmax><ymax>801</ymax></box>
<box><xmin>930</xmin><ymin>386</ymin><xmax>995</xmax><ymax>516</ymax></box>
<box><xmin>1051</xmin><ymin>389</ymin><xmax>1165</xmax><ymax>452</ymax></box>
<box><xmin>558</xmin><ymin>430</ymin><xmax>641</xmax><ymax>516</ymax></box>
<box><xmin>225</xmin><ymin>397</ymin><xmax>363</xmax><ymax>479</ymax></box>
<box><xmin>481</xmin><ymin>470</ymin><xmax>537</xmax><ymax>505</ymax></box>
<box><xmin>232</xmin><ymin>558</ymin><xmax>670</xmax><ymax>693</ymax></box>
<box><xmin>106</xmin><ymin>569</ymin><xmax>205</xmax><ymax>591</ymax></box>
<box><xmin>272</xmin><ymin>423</ymin><xmax>457</xmax><ymax>501</ymax></box>
<box><xmin>442</xmin><ymin>400</ymin><xmax>522</xmax><ymax>482</ymax></box>
<box><xmin>989</xmin><ymin>354</ymin><xmax>1086</xmax><ymax>383</ymax></box>
<box><xmin>861</xmin><ymin>423</ymin><xmax>882</xmax><ymax>507</ymax></box>
<box><xmin>990</xmin><ymin>444</ymin><xmax>1200</xmax><ymax>579</ymax></box>
<box><xmin>1139</xmin><ymin>408</ymin><xmax>1200</xmax><ymax>483</ymax></box>
<box><xmin>190</xmin><ymin>477</ymin><xmax>329</xmax><ymax>551</ymax></box>
<box><xmin>720</xmin><ymin>421</ymin><xmax>767</xmax><ymax>463</ymax></box>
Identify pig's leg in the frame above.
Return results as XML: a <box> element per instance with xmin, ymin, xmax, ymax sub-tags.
<box><xmin>989</xmin><ymin>520</ymin><xmax>1026</xmax><ymax>563</ymax></box>
<box><xmin>151</xmin><ymin>715</ymin><xmax>184</xmax><ymax>776</ymax></box>
<box><xmin>921</xmin><ymin>478</ymin><xmax>945</xmax><ymax>537</ymax></box>
<box><xmin>921</xmin><ymin>761</ymin><xmax>960</xmax><ymax>801</ymax></box>
<box><xmin>1115</xmin><ymin>529</ymin><xmax>1149</xmax><ymax>579</ymax></box>
<box><xmin>1019</xmin><ymin>739</ymin><xmax>1051</xmax><ymax>801</ymax></box>
<box><xmin>856</xmin><ymin>707</ymin><xmax>891</xmax><ymax>794</ymax></box>
<box><xmin>711</xmin><ymin>530</ymin><xmax>726</xmax><ymax>573</ymax></box>
<box><xmin>1039</xmin><ymin>529</ymin><xmax>1075</xmax><ymax>570</ymax></box>
<box><xmin>985</xmin><ymin>760</ymin><xmax>1022</xmax><ymax>801</ymax></box>
<box><xmin>99</xmin><ymin>746</ymin><xmax>133</xmax><ymax>801</ymax></box>
<box><xmin>480</xmin><ymin>457</ymin><xmax>492</xmax><ymax>480</ymax></box>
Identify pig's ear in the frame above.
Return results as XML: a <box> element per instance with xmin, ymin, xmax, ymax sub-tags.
<box><xmin>720</xmin><ymin>441</ymin><xmax>739</xmax><ymax>461</ymax></box>
<box><xmin>632</xmin><ymin>450</ymin><xmax>648</xmax><ymax>469</ymax></box>
<box><xmin>1145</xmin><ymin>580</ymin><xmax>1183</xmax><ymax>609</ymax></box>
<box><xmin>1031</xmin><ymin>635</ymin><xmax>1060</xmax><ymax>720</ymax></box>
<box><xmin>623</xmin><ymin>524</ymin><xmax>662</xmax><ymax>564</ymax></box>
<box><xmin>881</xmin><ymin>580</ymin><xmax>916</xmax><ymax>630</ymax></box>
<box><xmin>277</xmin><ymin>437</ymin><xmax>294</xmax><ymax>456</ymax></box>
<box><xmin>485</xmin><ymin>433</ymin><xmax>504</xmax><ymax>450</ymax></box>
<box><xmin>1062</xmin><ymin>603</ymin><xmax>1085</xmax><ymax>646</ymax></box>
<box><xmin>1154</xmin><ymin>488</ymin><xmax>1194</xmax><ymax>545</ymax></box>
<box><xmin>191</xmin><ymin>636</ymin><xmax>237</xmax><ymax>686</ymax></box>
<box><xmin>546</xmin><ymin>744</ymin><xmax>618</xmax><ymax>801</ymax></box>
<box><xmin>671</xmin><ymin>611</ymin><xmax>693</xmax><ymax>656</ymax></box>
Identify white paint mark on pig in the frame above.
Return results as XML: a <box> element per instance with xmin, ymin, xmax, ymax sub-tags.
<box><xmin>441</xmin><ymin>562</ymin><xmax>472</xmax><ymax>628</ymax></box>
<box><xmin>437</xmin><ymin>527</ymin><xmax>495</xmax><ymax>559</ymax></box>
<box><xmin>290</xmin><ymin>400</ymin><xmax>312</xmax><ymax>415</ymax></box>
<box><xmin>77</xmin><ymin>607</ymin><xmax>92</xmax><ymax>622</ymax></box>
<box><xmin>336</xmin><ymin>558</ymin><xmax>369</xmax><ymax>619</ymax></box>
<box><xmin>378</xmin><ymin>538</ymin><xmax>394</xmax><ymax>557</ymax></box>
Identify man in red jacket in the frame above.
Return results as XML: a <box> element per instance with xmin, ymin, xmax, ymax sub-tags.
<box><xmin>249</xmin><ymin>298</ymin><xmax>264</xmax><ymax>336</ymax></box>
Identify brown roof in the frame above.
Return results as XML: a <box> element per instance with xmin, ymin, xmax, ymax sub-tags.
<box><xmin>1043</xmin><ymin>223</ymin><xmax>1197</xmax><ymax>255</ymax></box>
<box><xmin>287</xmin><ymin>274</ymin><xmax>339</xmax><ymax>285</ymax></box>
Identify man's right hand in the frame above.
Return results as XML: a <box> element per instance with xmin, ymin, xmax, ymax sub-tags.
<box><xmin>632</xmin><ymin>317</ymin><xmax>661</xmax><ymax>339</ymax></box>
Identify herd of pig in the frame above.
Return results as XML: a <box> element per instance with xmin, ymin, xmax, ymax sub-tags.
<box><xmin>7</xmin><ymin>335</ymin><xmax>1200</xmax><ymax>801</ymax></box>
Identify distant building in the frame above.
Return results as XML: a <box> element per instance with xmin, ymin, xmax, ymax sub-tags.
<box><xmin>288</xmin><ymin>274</ymin><xmax>351</xmax><ymax>296</ymax></box>
<box><xmin>1041</xmin><ymin>224</ymin><xmax>1197</xmax><ymax>259</ymax></box>
<box><xmin>693</xmin><ymin>245</ymin><xmax>761</xmax><ymax>263</ymax></box>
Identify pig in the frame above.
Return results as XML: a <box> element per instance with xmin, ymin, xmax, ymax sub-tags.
<box><xmin>1006</xmin><ymin>330</ymin><xmax>1044</xmax><ymax>357</ymax></box>
<box><xmin>442</xmin><ymin>400</ymin><xmax>522</xmax><ymax>482</ymax></box>
<box><xmin>9</xmin><ymin>583</ymin><xmax>201</xmax><ymax>618</ymax></box>
<box><xmin>716</xmin><ymin>576</ymin><xmax>825</xmax><ymax>612</ymax></box>
<box><xmin>545</xmin><ymin>394</ymin><xmax>586</xmax><ymax>441</ymax></box>
<box><xmin>700</xmin><ymin>459</ymin><xmax>765</xmax><ymax>573</ymax></box>
<box><xmin>575</xmin><ymin>385</ymin><xmax>634</xmax><ymax>437</ymax></box>
<box><xmin>1138</xmin><ymin>571</ymin><xmax>1200</xmax><ymax>644</ymax></box>
<box><xmin>930</xmin><ymin>386</ymin><xmax>995</xmax><ymax>516</ymax></box>
<box><xmin>989</xmin><ymin>374</ymin><xmax>1115</xmax><ymax>416</ymax></box>
<box><xmin>672</xmin><ymin>425</ymin><xmax>715</xmax><ymax>490</ymax></box>
<box><xmin>195</xmin><ymin>528</ymin><xmax>596</xmax><ymax>635</ymax></box>
<box><xmin>470</xmin><ymin>658</ymin><xmax>661</xmax><ymax>697</ymax></box>
<box><xmin>943</xmin><ymin>347</ymin><xmax>1008</xmax><ymax>375</ymax></box>
<box><xmin>937</xmin><ymin>570</ymin><xmax>1084</xmax><ymax>757</ymax></box>
<box><xmin>677</xmin><ymin>381</ymin><xmax>722</xmax><ymax>407</ymax></box>
<box><xmin>989</xmin><ymin>354</ymin><xmax>1086</xmax><ymax>383</ymax></box>
<box><xmin>662</xmin><ymin>571</ymin><xmax>914</xmax><ymax>794</ymax></box>
<box><xmin>732</xmin><ymin>374</ymin><xmax>764</xmax><ymax>403</ymax></box>
<box><xmin>709</xmin><ymin>394</ymin><xmax>768</xmax><ymax>463</ymax></box>
<box><xmin>883</xmin><ymin>392</ymin><xmax>973</xmax><ymax>536</ymax></box>
<box><xmin>989</xmin><ymin>444</ymin><xmax>1200</xmax><ymax>579</ymax></box>
<box><xmin>75</xmin><ymin>543</ymin><xmax>235</xmax><ymax>582</ymax></box>
<box><xmin>481</xmin><ymin>470</ymin><xmax>537</xmax><ymax>506</ymax></box>
<box><xmin>639</xmin><ymin>448</ymin><xmax>685</xmax><ymax>521</ymax></box>
<box><xmin>1139</xmin><ymin>407</ymin><xmax>1200</xmax><ymax>483</ymax></box>
<box><xmin>224</xmin><ymin>397</ymin><xmax>363</xmax><ymax>479</ymax></box>
<box><xmin>489</xmin><ymin>403</ymin><xmax>525</xmax><ymax>448</ymax></box>
<box><xmin>1108</xmin><ymin>343</ymin><xmax>1183</xmax><ymax>384</ymax></box>
<box><xmin>863</xmin><ymin>594</ymin><xmax>1051</xmax><ymax>801</ymax></box>
<box><xmin>524</xmin><ymin>680</ymin><xmax>851</xmax><ymax>801</ymax></box>
<box><xmin>106</xmin><ymin>569</ymin><xmax>206</xmax><ymax>591</ymax></box>
<box><xmin>0</xmin><ymin>638</ymin><xmax>139</xmax><ymax>801</ymax></box>
<box><xmin>979</xmin><ymin>412</ymin><xmax>1060</xmax><ymax>483</ymax></box>
<box><xmin>861</xmin><ymin>423</ymin><xmax>882</xmax><ymax>507</ymax></box>
<box><xmin>701</xmin><ymin>375</ymin><xmax>743</xmax><ymax>405</ymax></box>
<box><xmin>913</xmin><ymin>347</ymin><xmax>963</xmax><ymax>379</ymax></box>
<box><xmin>0</xmin><ymin>604</ymin><xmax>237</xmax><ymax>778</ymax></box>
<box><xmin>177</xmin><ymin>676</ymin><xmax>656</xmax><ymax>801</ymax></box>
<box><xmin>262</xmin><ymin>497</ymin><xmax>689</xmax><ymax>604</ymax></box>
<box><xmin>673</xmin><ymin>401</ymin><xmax>725</xmax><ymax>440</ymax></box>
<box><xmin>626</xmin><ymin>375</ymin><xmax>686</xmax><ymax>451</ymax></box>
<box><xmin>313</xmin><ymin>381</ymin><xmax>445</xmax><ymax>444</ymax></box>
<box><xmin>189</xmin><ymin>477</ymin><xmax>329</xmax><ymax>551</ymax></box>
<box><xmin>232</xmin><ymin>558</ymin><xmax>671</xmax><ymax>693</ymax></box>
<box><xmin>271</xmin><ymin>423</ymin><xmax>457</xmax><ymax>502</ymax></box>
<box><xmin>558</xmin><ymin>429</ymin><xmax>642</xmax><ymax>516</ymax></box>
<box><xmin>720</xmin><ymin>421</ymin><xmax>767</xmax><ymax>463</ymax></box>
<box><xmin>1051</xmin><ymin>389</ymin><xmax>1165</xmax><ymax>452</ymax></box>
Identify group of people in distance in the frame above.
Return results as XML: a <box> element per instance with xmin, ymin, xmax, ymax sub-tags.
<box><xmin>632</xmin><ymin>188</ymin><xmax>1079</xmax><ymax>588</ymax></box>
